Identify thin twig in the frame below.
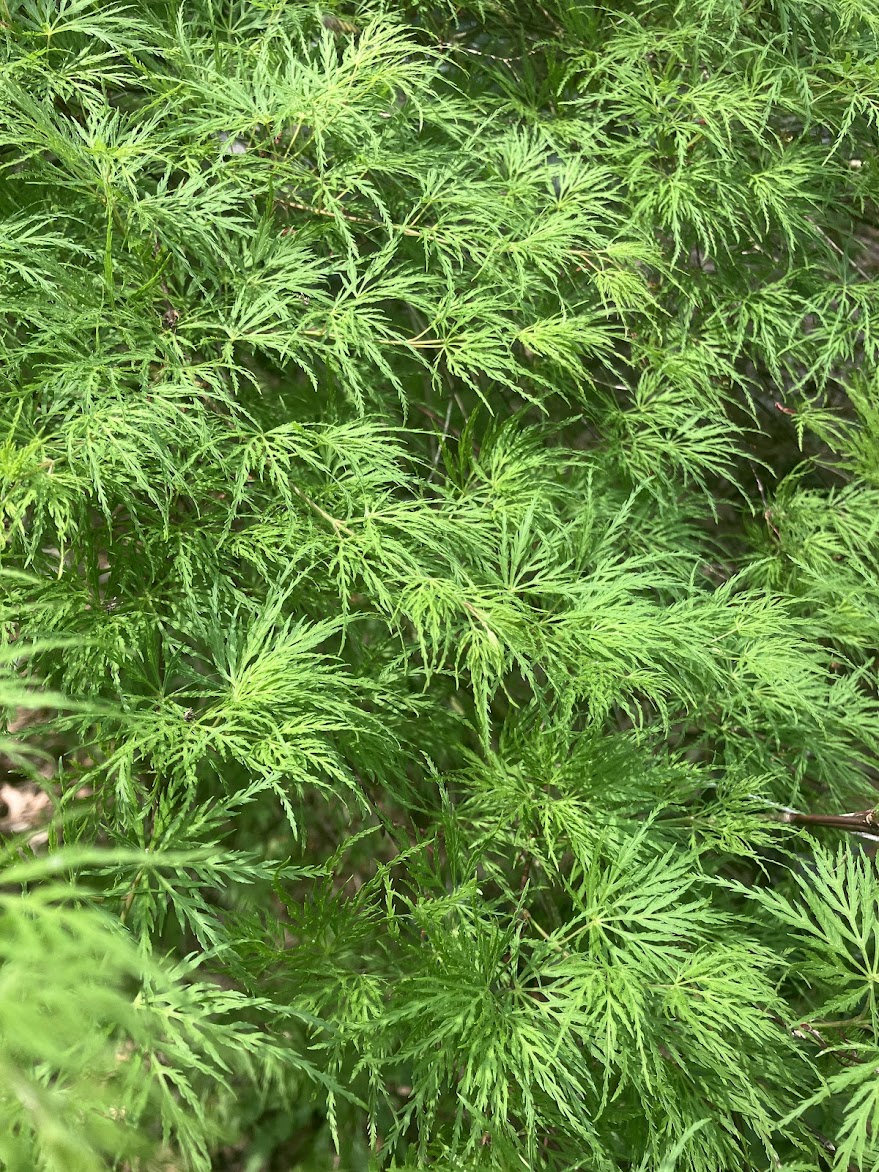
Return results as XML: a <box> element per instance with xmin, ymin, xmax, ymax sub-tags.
<box><xmin>291</xmin><ymin>485</ymin><xmax>355</xmax><ymax>537</ymax></box>
<box><xmin>427</xmin><ymin>398</ymin><xmax>454</xmax><ymax>484</ymax></box>
<box><xmin>278</xmin><ymin>197</ymin><xmax>441</xmax><ymax>241</ymax></box>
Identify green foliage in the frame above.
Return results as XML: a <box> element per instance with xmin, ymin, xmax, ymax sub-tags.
<box><xmin>2</xmin><ymin>0</ymin><xmax>879</xmax><ymax>1167</ymax></box>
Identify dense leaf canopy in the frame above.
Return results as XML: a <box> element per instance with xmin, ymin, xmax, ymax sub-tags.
<box><xmin>4</xmin><ymin>0</ymin><xmax>879</xmax><ymax>1168</ymax></box>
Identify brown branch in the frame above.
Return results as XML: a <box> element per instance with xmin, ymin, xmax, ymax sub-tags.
<box><xmin>775</xmin><ymin>807</ymin><xmax>879</xmax><ymax>835</ymax></box>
